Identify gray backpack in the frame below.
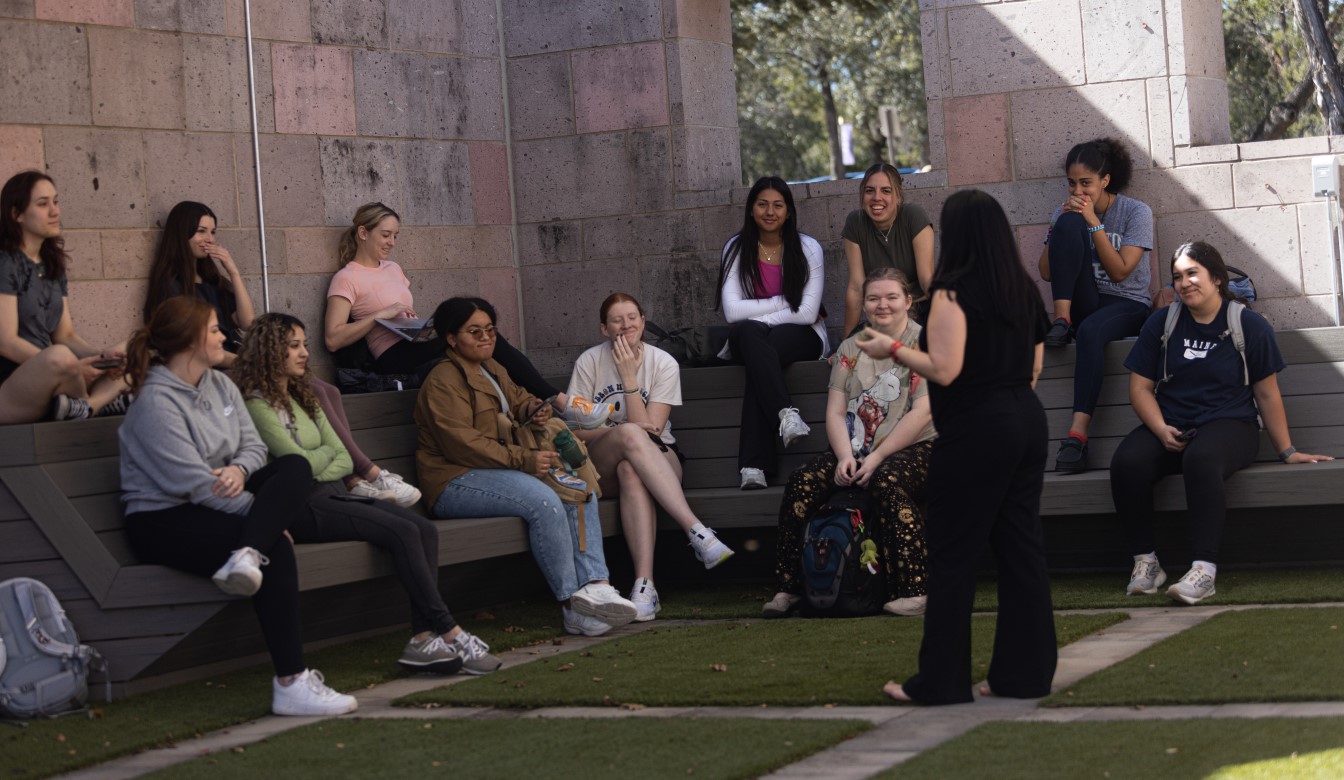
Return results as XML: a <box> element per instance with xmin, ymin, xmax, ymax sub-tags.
<box><xmin>0</xmin><ymin>577</ymin><xmax>108</xmax><ymax>719</ymax></box>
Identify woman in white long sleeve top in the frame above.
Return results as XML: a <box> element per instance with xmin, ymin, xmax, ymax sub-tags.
<box><xmin>716</xmin><ymin>176</ymin><xmax>828</xmax><ymax>490</ymax></box>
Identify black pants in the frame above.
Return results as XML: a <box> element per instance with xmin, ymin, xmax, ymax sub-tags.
<box><xmin>1110</xmin><ymin>418</ymin><xmax>1259</xmax><ymax>564</ymax></box>
<box><xmin>727</xmin><ymin>320</ymin><xmax>821</xmax><ymax>471</ymax></box>
<box><xmin>903</xmin><ymin>387</ymin><xmax>1057</xmax><ymax>704</ymax></box>
<box><xmin>125</xmin><ymin>455</ymin><xmax>311</xmax><ymax>677</ymax></box>
<box><xmin>376</xmin><ymin>334</ymin><xmax>559</xmax><ymax>398</ymax></box>
<box><xmin>294</xmin><ymin>482</ymin><xmax>457</xmax><ymax>636</ymax></box>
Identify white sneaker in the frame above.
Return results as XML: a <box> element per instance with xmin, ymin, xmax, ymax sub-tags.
<box><xmin>569</xmin><ymin>583</ymin><xmax>638</xmax><ymax>626</ymax></box>
<box><xmin>688</xmin><ymin>527</ymin><xmax>734</xmax><ymax>570</ymax></box>
<box><xmin>762</xmin><ymin>592</ymin><xmax>801</xmax><ymax>618</ymax></box>
<box><xmin>1167</xmin><ymin>567</ymin><xmax>1216</xmax><ymax>605</ymax></box>
<box><xmin>347</xmin><ymin>478</ymin><xmax>399</xmax><ymax>503</ymax></box>
<box><xmin>271</xmin><ymin>669</ymin><xmax>358</xmax><ymax>716</ymax></box>
<box><xmin>883</xmin><ymin>595</ymin><xmax>927</xmax><ymax>616</ymax></box>
<box><xmin>367</xmin><ymin>470</ymin><xmax>422</xmax><ymax>508</ymax></box>
<box><xmin>740</xmin><ymin>467</ymin><xmax>767</xmax><ymax>490</ymax></box>
<box><xmin>778</xmin><ymin>407</ymin><xmax>810</xmax><ymax>448</ymax></box>
<box><xmin>1126</xmin><ymin>556</ymin><xmax>1167</xmax><ymax>596</ymax></box>
<box><xmin>211</xmin><ymin>547</ymin><xmax>268</xmax><ymax>596</ymax></box>
<box><xmin>630</xmin><ymin>578</ymin><xmax>660</xmax><ymax>622</ymax></box>
<box><xmin>563</xmin><ymin>606</ymin><xmax>612</xmax><ymax>636</ymax></box>
<box><xmin>562</xmin><ymin>395</ymin><xmax>612</xmax><ymax>430</ymax></box>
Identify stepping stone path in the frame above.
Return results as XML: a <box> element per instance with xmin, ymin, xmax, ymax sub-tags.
<box><xmin>60</xmin><ymin>603</ymin><xmax>1344</xmax><ymax>780</ymax></box>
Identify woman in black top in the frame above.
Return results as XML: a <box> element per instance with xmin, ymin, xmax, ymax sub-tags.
<box><xmin>857</xmin><ymin>189</ymin><xmax>1056</xmax><ymax>705</ymax></box>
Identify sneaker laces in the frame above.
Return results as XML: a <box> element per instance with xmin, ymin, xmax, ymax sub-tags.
<box><xmin>1130</xmin><ymin>558</ymin><xmax>1159</xmax><ymax>581</ymax></box>
<box><xmin>302</xmin><ymin>669</ymin><xmax>342</xmax><ymax>699</ymax></box>
<box><xmin>454</xmin><ymin>632</ymin><xmax>491</xmax><ymax>660</ymax></box>
<box><xmin>1180</xmin><ymin>568</ymin><xmax>1215</xmax><ymax>590</ymax></box>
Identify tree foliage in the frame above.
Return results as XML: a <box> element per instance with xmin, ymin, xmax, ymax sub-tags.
<box><xmin>732</xmin><ymin>0</ymin><xmax>927</xmax><ymax>183</ymax></box>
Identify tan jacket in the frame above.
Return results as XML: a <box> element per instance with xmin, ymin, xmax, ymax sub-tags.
<box><xmin>414</xmin><ymin>350</ymin><xmax>542</xmax><ymax>504</ymax></box>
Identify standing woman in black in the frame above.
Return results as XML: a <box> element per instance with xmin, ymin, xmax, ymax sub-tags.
<box><xmin>856</xmin><ymin>189</ymin><xmax>1056</xmax><ymax>705</ymax></box>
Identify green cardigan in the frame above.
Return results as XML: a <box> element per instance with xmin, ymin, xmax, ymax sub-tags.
<box><xmin>245</xmin><ymin>396</ymin><xmax>353</xmax><ymax>483</ymax></box>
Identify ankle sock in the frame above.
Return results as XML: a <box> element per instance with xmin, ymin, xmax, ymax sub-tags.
<box><xmin>1192</xmin><ymin>560</ymin><xmax>1217</xmax><ymax>577</ymax></box>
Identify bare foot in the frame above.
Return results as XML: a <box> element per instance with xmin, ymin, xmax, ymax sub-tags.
<box><xmin>883</xmin><ymin>681</ymin><xmax>912</xmax><ymax>702</ymax></box>
<box><xmin>978</xmin><ymin>684</ymin><xmax>994</xmax><ymax>697</ymax></box>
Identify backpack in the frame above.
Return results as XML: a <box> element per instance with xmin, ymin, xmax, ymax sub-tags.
<box><xmin>800</xmin><ymin>489</ymin><xmax>887</xmax><ymax>617</ymax></box>
<box><xmin>0</xmin><ymin>578</ymin><xmax>108</xmax><ymax>719</ymax></box>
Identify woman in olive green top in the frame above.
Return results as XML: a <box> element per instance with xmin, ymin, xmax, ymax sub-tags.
<box><xmin>234</xmin><ymin>312</ymin><xmax>499</xmax><ymax>676</ymax></box>
<box><xmin>842</xmin><ymin>163</ymin><xmax>934</xmax><ymax>331</ymax></box>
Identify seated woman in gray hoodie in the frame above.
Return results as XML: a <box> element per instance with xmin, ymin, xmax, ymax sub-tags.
<box><xmin>119</xmin><ymin>296</ymin><xmax>357</xmax><ymax>718</ymax></box>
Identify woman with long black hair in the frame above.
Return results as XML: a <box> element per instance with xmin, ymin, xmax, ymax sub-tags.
<box><xmin>857</xmin><ymin>190</ymin><xmax>1057</xmax><ymax>705</ymax></box>
<box><xmin>717</xmin><ymin>176</ymin><xmax>827</xmax><ymax>490</ymax></box>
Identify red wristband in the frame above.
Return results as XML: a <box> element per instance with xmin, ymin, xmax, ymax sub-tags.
<box><xmin>888</xmin><ymin>341</ymin><xmax>904</xmax><ymax>364</ymax></box>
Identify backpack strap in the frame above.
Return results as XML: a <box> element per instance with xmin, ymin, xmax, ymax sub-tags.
<box><xmin>1157</xmin><ymin>302</ymin><xmax>1183</xmax><ymax>393</ymax></box>
<box><xmin>1226</xmin><ymin>300</ymin><xmax>1249</xmax><ymax>386</ymax></box>
<box><xmin>15</xmin><ymin>581</ymin><xmax>80</xmax><ymax>660</ymax></box>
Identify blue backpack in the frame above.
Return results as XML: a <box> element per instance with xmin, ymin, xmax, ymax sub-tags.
<box><xmin>800</xmin><ymin>489</ymin><xmax>887</xmax><ymax>617</ymax></box>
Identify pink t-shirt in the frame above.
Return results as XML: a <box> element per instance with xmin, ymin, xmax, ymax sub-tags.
<box><xmin>754</xmin><ymin>260</ymin><xmax>783</xmax><ymax>298</ymax></box>
<box><xmin>326</xmin><ymin>260</ymin><xmax>415</xmax><ymax>359</ymax></box>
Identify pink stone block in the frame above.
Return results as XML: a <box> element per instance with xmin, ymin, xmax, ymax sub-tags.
<box><xmin>0</xmin><ymin>21</ymin><xmax>91</xmax><ymax>125</ymax></box>
<box><xmin>1296</xmin><ymin>202</ymin><xmax>1337</xmax><ymax>296</ymax></box>
<box><xmin>267</xmin><ymin>273</ymin><xmax>333</xmax><ymax>349</ymax></box>
<box><xmin>1126</xmin><ymin>165</ymin><xmax>1234</xmax><ymax>215</ymax></box>
<box><xmin>89</xmin><ymin>27</ymin><xmax>186</xmax><ymax>130</ymax></box>
<box><xmin>1156</xmin><ymin>207</ymin><xmax>1303</xmax><ymax>299</ymax></box>
<box><xmin>469</xmin><ymin>142</ymin><xmax>512</xmax><ymax>225</ymax></box>
<box><xmin>521</xmin><ymin>259</ymin><xmax>640</xmax><ymax>349</ymax></box>
<box><xmin>666</xmin><ymin>38</ymin><xmax>736</xmax><ymax>128</ymax></box>
<box><xmin>67</xmin><ymin>279</ymin><xmax>146</xmax><ymax>347</ymax></box>
<box><xmin>1250</xmin><ymin>295</ymin><xmax>1337</xmax><ymax>330</ymax></box>
<box><xmin>944</xmin><ymin>94</ymin><xmax>1010</xmax><ymax>186</ymax></box>
<box><xmin>143</xmin><ymin>132</ymin><xmax>240</xmax><ymax>229</ymax></box>
<box><xmin>249</xmin><ymin>0</ymin><xmax>313</xmax><ymax>42</ymax></box>
<box><xmin>215</xmin><ymin>227</ymin><xmax>287</xmax><ymax>277</ymax></box>
<box><xmin>1016</xmin><ymin>224</ymin><xmax>1049</xmax><ymax>283</ymax></box>
<box><xmin>43</xmin><ymin>127</ymin><xmax>149</xmax><ymax>229</ymax></box>
<box><xmin>1147</xmin><ymin>77</ymin><xmax>1174</xmax><ymax>169</ymax></box>
<box><xmin>0</xmin><ymin>126</ymin><xmax>44</xmax><ymax>178</ymax></box>
<box><xmin>235</xmin><ymin>134</ymin><xmax>326</xmax><ymax>228</ymax></box>
<box><xmin>36</xmin><ymin>0</ymin><xmax>132</xmax><ymax>25</ymax></box>
<box><xmin>571</xmin><ymin>43</ymin><xmax>669</xmax><ymax>134</ymax></box>
<box><xmin>283</xmin><ymin>227</ymin><xmax>344</xmax><ymax>276</ymax></box>
<box><xmin>1232</xmin><ymin>158</ymin><xmax>1314</xmax><ymax>208</ymax></box>
<box><xmin>663</xmin><ymin>0</ymin><xmax>731</xmax><ymax>43</ymax></box>
<box><xmin>1082</xmin><ymin>0</ymin><xmax>1165</xmax><ymax>83</ymax></box>
<box><xmin>1010</xmin><ymin>82</ymin><xmax>1151</xmax><ymax>182</ymax></box>
<box><xmin>921</xmin><ymin>9</ymin><xmax>950</xmax><ymax>101</ymax></box>
<box><xmin>478</xmin><ymin>267</ymin><xmax>520</xmax><ymax>341</ymax></box>
<box><xmin>184</xmin><ymin>35</ymin><xmax>273</xmax><ymax>133</ymax></box>
<box><xmin>100</xmin><ymin>229</ymin><xmax>157</xmax><ymax>280</ymax></box>
<box><xmin>61</xmin><ymin>230</ymin><xmax>102</xmax><ymax>280</ymax></box>
<box><xmin>271</xmin><ymin>43</ymin><xmax>356</xmax><ymax>136</ymax></box>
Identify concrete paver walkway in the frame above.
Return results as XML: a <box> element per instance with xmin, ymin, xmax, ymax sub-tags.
<box><xmin>59</xmin><ymin>603</ymin><xmax>1344</xmax><ymax>780</ymax></box>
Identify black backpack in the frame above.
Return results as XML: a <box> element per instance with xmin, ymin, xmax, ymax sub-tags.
<box><xmin>800</xmin><ymin>488</ymin><xmax>887</xmax><ymax>617</ymax></box>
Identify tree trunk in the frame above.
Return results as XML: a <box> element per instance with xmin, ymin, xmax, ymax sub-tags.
<box><xmin>815</xmin><ymin>51</ymin><xmax>844</xmax><ymax>180</ymax></box>
<box><xmin>1294</xmin><ymin>0</ymin><xmax>1344</xmax><ymax>134</ymax></box>
<box><xmin>1251</xmin><ymin>73</ymin><xmax>1316</xmax><ymax>141</ymax></box>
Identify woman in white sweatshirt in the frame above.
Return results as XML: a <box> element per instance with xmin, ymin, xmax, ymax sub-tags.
<box><xmin>118</xmin><ymin>296</ymin><xmax>357</xmax><ymax>718</ymax></box>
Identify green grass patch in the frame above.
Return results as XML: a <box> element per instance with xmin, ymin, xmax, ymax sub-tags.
<box><xmin>877</xmin><ymin>718</ymin><xmax>1344</xmax><ymax>780</ymax></box>
<box><xmin>398</xmin><ymin>613</ymin><xmax>1124</xmax><ymax>709</ymax></box>
<box><xmin>655</xmin><ymin>567</ymin><xmax>1344</xmax><ymax>620</ymax></box>
<box><xmin>1045</xmin><ymin>607</ymin><xmax>1344</xmax><ymax>707</ymax></box>
<box><xmin>144</xmin><ymin>718</ymin><xmax>872</xmax><ymax>780</ymax></box>
<box><xmin>0</xmin><ymin>599</ymin><xmax>574</xmax><ymax>780</ymax></box>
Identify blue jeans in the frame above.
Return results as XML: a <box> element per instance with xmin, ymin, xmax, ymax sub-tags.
<box><xmin>431</xmin><ymin>469</ymin><xmax>607</xmax><ymax>601</ymax></box>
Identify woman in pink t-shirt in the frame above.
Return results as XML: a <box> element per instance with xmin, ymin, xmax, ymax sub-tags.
<box><xmin>716</xmin><ymin>177</ymin><xmax>828</xmax><ymax>490</ymax></box>
<box><xmin>323</xmin><ymin>203</ymin><xmax>569</xmax><ymax>407</ymax></box>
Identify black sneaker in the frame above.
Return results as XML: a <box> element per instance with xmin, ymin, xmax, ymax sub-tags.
<box><xmin>1054</xmin><ymin>437</ymin><xmax>1088</xmax><ymax>474</ymax></box>
<box><xmin>49</xmin><ymin>394</ymin><xmax>92</xmax><ymax>422</ymax></box>
<box><xmin>1044</xmin><ymin>317</ymin><xmax>1073</xmax><ymax>347</ymax></box>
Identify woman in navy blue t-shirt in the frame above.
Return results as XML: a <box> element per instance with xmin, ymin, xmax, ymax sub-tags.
<box><xmin>1111</xmin><ymin>241</ymin><xmax>1332</xmax><ymax>605</ymax></box>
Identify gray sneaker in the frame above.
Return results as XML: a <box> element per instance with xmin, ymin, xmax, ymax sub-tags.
<box><xmin>1126</xmin><ymin>557</ymin><xmax>1167</xmax><ymax>595</ymax></box>
<box><xmin>449</xmin><ymin>631</ymin><xmax>501</xmax><ymax>675</ymax></box>
<box><xmin>778</xmin><ymin>407</ymin><xmax>810</xmax><ymax>448</ymax></box>
<box><xmin>1167</xmin><ymin>567</ymin><xmax>1216</xmax><ymax>605</ymax></box>
<box><xmin>398</xmin><ymin>635</ymin><xmax>465</xmax><ymax>675</ymax></box>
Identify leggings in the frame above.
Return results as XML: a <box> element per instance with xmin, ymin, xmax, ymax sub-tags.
<box><xmin>375</xmin><ymin>334</ymin><xmax>560</xmax><ymax>399</ymax></box>
<box><xmin>1110</xmin><ymin>418</ymin><xmax>1259</xmax><ymax>563</ymax></box>
<box><xmin>312</xmin><ymin>378</ymin><xmax>374</xmax><ymax>479</ymax></box>
<box><xmin>727</xmin><ymin>320</ymin><xmax>822</xmax><ymax>471</ymax></box>
<box><xmin>292</xmin><ymin>482</ymin><xmax>457</xmax><ymax>636</ymax></box>
<box><xmin>124</xmin><ymin>455</ymin><xmax>312</xmax><ymax>677</ymax></box>
<box><xmin>773</xmin><ymin>444</ymin><xmax>933</xmax><ymax>599</ymax></box>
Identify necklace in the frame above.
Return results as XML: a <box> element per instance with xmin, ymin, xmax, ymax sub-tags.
<box><xmin>758</xmin><ymin>242</ymin><xmax>782</xmax><ymax>264</ymax></box>
<box><xmin>876</xmin><ymin>221</ymin><xmax>895</xmax><ymax>243</ymax></box>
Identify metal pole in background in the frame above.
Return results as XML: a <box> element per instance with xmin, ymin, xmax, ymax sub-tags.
<box><xmin>1332</xmin><ymin>191</ymin><xmax>1344</xmax><ymax>326</ymax></box>
<box><xmin>243</xmin><ymin>0</ymin><xmax>271</xmax><ymax>312</ymax></box>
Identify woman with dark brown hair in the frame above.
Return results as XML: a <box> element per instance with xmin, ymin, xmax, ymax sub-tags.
<box><xmin>0</xmin><ymin>171</ymin><xmax>129</xmax><ymax>423</ymax></box>
<box><xmin>119</xmin><ymin>296</ymin><xmax>357</xmax><ymax>717</ymax></box>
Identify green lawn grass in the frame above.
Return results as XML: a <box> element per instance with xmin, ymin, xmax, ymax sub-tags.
<box><xmin>877</xmin><ymin>718</ymin><xmax>1344</xmax><ymax>780</ymax></box>
<box><xmin>397</xmin><ymin>613</ymin><xmax>1125</xmax><ymax>709</ymax></box>
<box><xmin>1045</xmin><ymin>607</ymin><xmax>1344</xmax><ymax>707</ymax></box>
<box><xmin>143</xmin><ymin>718</ymin><xmax>872</xmax><ymax>780</ymax></box>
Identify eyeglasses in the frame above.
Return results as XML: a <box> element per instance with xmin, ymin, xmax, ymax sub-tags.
<box><xmin>459</xmin><ymin>325</ymin><xmax>497</xmax><ymax>340</ymax></box>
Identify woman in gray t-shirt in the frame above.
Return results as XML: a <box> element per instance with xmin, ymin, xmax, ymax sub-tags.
<box><xmin>0</xmin><ymin>172</ymin><xmax>129</xmax><ymax>424</ymax></box>
<box><xmin>842</xmin><ymin>163</ymin><xmax>934</xmax><ymax>332</ymax></box>
<box><xmin>1036</xmin><ymin>139</ymin><xmax>1153</xmax><ymax>474</ymax></box>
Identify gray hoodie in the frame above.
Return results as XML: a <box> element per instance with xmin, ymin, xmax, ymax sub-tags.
<box><xmin>119</xmin><ymin>365</ymin><xmax>270</xmax><ymax>515</ymax></box>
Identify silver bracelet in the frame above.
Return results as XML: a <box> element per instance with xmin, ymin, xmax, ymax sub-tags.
<box><xmin>1278</xmin><ymin>446</ymin><xmax>1296</xmax><ymax>462</ymax></box>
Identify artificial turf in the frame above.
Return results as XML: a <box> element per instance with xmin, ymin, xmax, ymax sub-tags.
<box><xmin>143</xmin><ymin>718</ymin><xmax>873</xmax><ymax>780</ymax></box>
<box><xmin>877</xmin><ymin>718</ymin><xmax>1344</xmax><ymax>780</ymax></box>
<box><xmin>1045</xmin><ymin>607</ymin><xmax>1344</xmax><ymax>707</ymax></box>
<box><xmin>396</xmin><ymin>613</ymin><xmax>1125</xmax><ymax>709</ymax></box>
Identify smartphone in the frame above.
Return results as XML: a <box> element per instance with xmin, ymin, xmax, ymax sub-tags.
<box><xmin>330</xmin><ymin>493</ymin><xmax>376</xmax><ymax>504</ymax></box>
<box><xmin>1175</xmin><ymin>428</ymin><xmax>1198</xmax><ymax>443</ymax></box>
<box><xmin>92</xmin><ymin>357</ymin><xmax>125</xmax><ymax>369</ymax></box>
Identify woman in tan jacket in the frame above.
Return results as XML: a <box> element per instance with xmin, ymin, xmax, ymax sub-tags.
<box><xmin>415</xmin><ymin>297</ymin><xmax>637</xmax><ymax>638</ymax></box>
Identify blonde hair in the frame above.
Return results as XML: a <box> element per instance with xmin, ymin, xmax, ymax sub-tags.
<box><xmin>337</xmin><ymin>202</ymin><xmax>400</xmax><ymax>268</ymax></box>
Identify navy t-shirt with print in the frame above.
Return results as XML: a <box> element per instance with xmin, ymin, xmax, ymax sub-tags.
<box><xmin>1124</xmin><ymin>301</ymin><xmax>1285</xmax><ymax>429</ymax></box>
